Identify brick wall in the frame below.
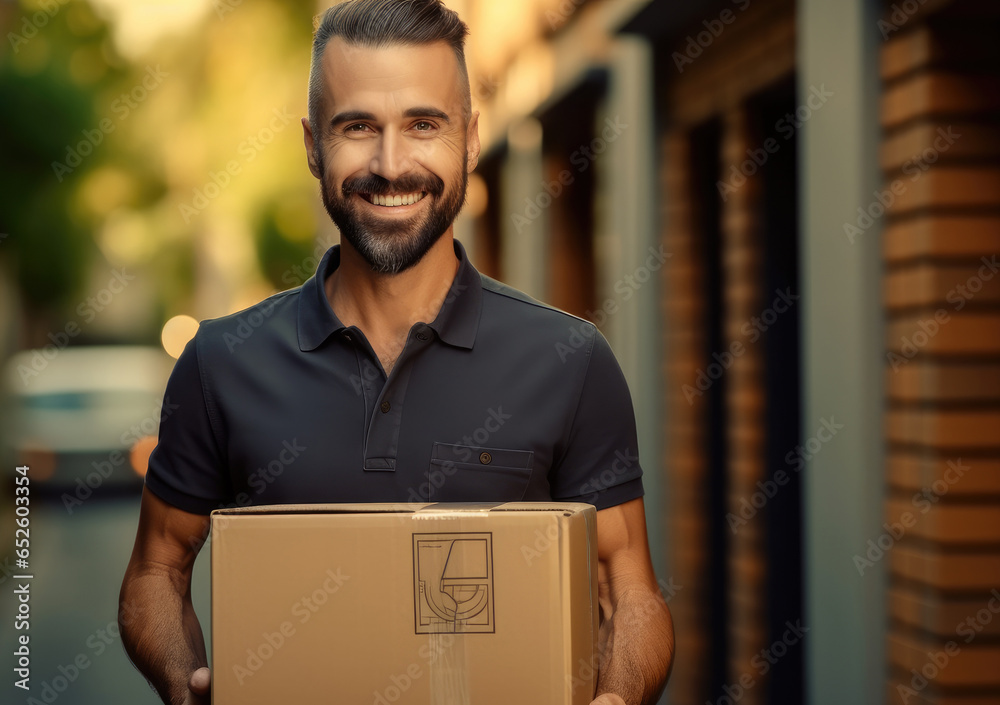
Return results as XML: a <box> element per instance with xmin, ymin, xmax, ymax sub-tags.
<box><xmin>659</xmin><ymin>1</ymin><xmax>795</xmax><ymax>703</ymax></box>
<box><xmin>662</xmin><ymin>126</ymin><xmax>711</xmax><ymax>705</ymax></box>
<box><xmin>720</xmin><ymin>105</ymin><xmax>767</xmax><ymax>705</ymax></box>
<box><xmin>881</xmin><ymin>4</ymin><xmax>1000</xmax><ymax>702</ymax></box>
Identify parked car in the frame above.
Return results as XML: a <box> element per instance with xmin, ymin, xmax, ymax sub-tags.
<box><xmin>1</xmin><ymin>346</ymin><xmax>174</xmax><ymax>500</ymax></box>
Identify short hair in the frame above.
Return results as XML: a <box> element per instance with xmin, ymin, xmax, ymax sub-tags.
<box><xmin>308</xmin><ymin>0</ymin><xmax>471</xmax><ymax>144</ymax></box>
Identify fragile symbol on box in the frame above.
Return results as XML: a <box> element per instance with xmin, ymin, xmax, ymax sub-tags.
<box><xmin>413</xmin><ymin>532</ymin><xmax>494</xmax><ymax>634</ymax></box>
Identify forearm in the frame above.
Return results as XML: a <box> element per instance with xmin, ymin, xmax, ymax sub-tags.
<box><xmin>594</xmin><ymin>586</ymin><xmax>674</xmax><ymax>705</ymax></box>
<box><xmin>119</xmin><ymin>564</ymin><xmax>208</xmax><ymax>705</ymax></box>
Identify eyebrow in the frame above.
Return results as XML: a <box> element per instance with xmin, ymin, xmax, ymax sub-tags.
<box><xmin>403</xmin><ymin>107</ymin><xmax>451</xmax><ymax>123</ymax></box>
<box><xmin>329</xmin><ymin>106</ymin><xmax>452</xmax><ymax>129</ymax></box>
<box><xmin>329</xmin><ymin>110</ymin><xmax>377</xmax><ymax>128</ymax></box>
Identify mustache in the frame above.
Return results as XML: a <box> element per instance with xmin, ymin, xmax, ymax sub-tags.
<box><xmin>341</xmin><ymin>173</ymin><xmax>444</xmax><ymax>197</ymax></box>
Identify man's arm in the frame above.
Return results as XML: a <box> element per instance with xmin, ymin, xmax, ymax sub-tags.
<box><xmin>119</xmin><ymin>488</ymin><xmax>213</xmax><ymax>705</ymax></box>
<box><xmin>590</xmin><ymin>498</ymin><xmax>675</xmax><ymax>705</ymax></box>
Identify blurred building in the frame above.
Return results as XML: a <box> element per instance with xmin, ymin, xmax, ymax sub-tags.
<box><xmin>2</xmin><ymin>0</ymin><xmax>996</xmax><ymax>702</ymax></box>
<box><xmin>459</xmin><ymin>0</ymin><xmax>1000</xmax><ymax>703</ymax></box>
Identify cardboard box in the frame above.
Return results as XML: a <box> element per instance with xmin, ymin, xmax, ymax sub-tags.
<box><xmin>211</xmin><ymin>502</ymin><xmax>598</xmax><ymax>704</ymax></box>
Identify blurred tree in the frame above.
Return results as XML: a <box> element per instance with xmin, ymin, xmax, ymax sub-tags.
<box><xmin>2</xmin><ymin>0</ymin><xmax>325</xmax><ymax>349</ymax></box>
<box><xmin>255</xmin><ymin>188</ymin><xmax>320</xmax><ymax>291</ymax></box>
<box><xmin>0</xmin><ymin>1</ymin><xmax>126</xmax><ymax>342</ymax></box>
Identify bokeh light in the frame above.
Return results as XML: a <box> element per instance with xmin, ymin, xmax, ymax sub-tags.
<box><xmin>160</xmin><ymin>314</ymin><xmax>199</xmax><ymax>358</ymax></box>
<box><xmin>467</xmin><ymin>172</ymin><xmax>488</xmax><ymax>218</ymax></box>
<box><xmin>129</xmin><ymin>434</ymin><xmax>158</xmax><ymax>477</ymax></box>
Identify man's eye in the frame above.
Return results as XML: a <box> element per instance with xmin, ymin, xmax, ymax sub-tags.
<box><xmin>345</xmin><ymin>124</ymin><xmax>371</xmax><ymax>133</ymax></box>
<box><xmin>413</xmin><ymin>121</ymin><xmax>435</xmax><ymax>131</ymax></box>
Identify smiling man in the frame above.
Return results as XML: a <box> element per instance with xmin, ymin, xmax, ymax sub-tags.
<box><xmin>119</xmin><ymin>2</ymin><xmax>673</xmax><ymax>704</ymax></box>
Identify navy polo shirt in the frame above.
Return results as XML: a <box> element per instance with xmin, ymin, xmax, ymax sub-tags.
<box><xmin>145</xmin><ymin>240</ymin><xmax>644</xmax><ymax>514</ymax></box>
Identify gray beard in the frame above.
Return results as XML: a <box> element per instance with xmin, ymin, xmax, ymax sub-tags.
<box><xmin>318</xmin><ymin>160</ymin><xmax>468</xmax><ymax>275</ymax></box>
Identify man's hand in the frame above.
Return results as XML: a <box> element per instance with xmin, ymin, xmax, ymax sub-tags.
<box><xmin>119</xmin><ymin>489</ymin><xmax>212</xmax><ymax>705</ymax></box>
<box><xmin>185</xmin><ymin>667</ymin><xmax>211</xmax><ymax>704</ymax></box>
<box><xmin>590</xmin><ymin>498</ymin><xmax>675</xmax><ymax>705</ymax></box>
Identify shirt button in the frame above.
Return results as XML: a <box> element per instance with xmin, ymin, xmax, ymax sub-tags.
<box><xmin>380</xmin><ymin>400</ymin><xmax>391</xmax><ymax>413</ymax></box>
<box><xmin>479</xmin><ymin>452</ymin><xmax>492</xmax><ymax>465</ymax></box>
<box><xmin>416</xmin><ymin>331</ymin><xmax>429</xmax><ymax>342</ymax></box>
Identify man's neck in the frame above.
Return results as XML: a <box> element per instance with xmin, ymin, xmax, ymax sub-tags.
<box><xmin>324</xmin><ymin>232</ymin><xmax>460</xmax><ymax>350</ymax></box>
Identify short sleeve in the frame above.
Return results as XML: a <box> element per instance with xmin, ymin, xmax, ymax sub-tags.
<box><xmin>144</xmin><ymin>334</ymin><xmax>232</xmax><ymax>514</ymax></box>
<box><xmin>549</xmin><ymin>328</ymin><xmax>645</xmax><ymax>510</ymax></box>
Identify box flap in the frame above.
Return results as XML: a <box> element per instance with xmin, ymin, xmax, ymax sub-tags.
<box><xmin>210</xmin><ymin>501</ymin><xmax>595</xmax><ymax>517</ymax></box>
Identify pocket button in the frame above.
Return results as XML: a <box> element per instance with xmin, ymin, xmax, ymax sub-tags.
<box><xmin>479</xmin><ymin>452</ymin><xmax>492</xmax><ymax>465</ymax></box>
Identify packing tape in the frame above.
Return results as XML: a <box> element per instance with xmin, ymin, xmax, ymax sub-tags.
<box><xmin>427</xmin><ymin>631</ymin><xmax>470</xmax><ymax>704</ymax></box>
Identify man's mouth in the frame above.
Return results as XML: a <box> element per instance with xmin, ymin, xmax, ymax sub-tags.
<box><xmin>358</xmin><ymin>191</ymin><xmax>427</xmax><ymax>207</ymax></box>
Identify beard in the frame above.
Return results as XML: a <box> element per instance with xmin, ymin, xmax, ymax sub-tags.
<box><xmin>318</xmin><ymin>152</ymin><xmax>468</xmax><ymax>275</ymax></box>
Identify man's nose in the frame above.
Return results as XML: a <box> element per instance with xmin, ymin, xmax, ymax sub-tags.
<box><xmin>369</xmin><ymin>131</ymin><xmax>414</xmax><ymax>183</ymax></box>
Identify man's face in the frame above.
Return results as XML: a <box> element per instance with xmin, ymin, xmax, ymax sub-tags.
<box><xmin>306</xmin><ymin>38</ymin><xmax>479</xmax><ymax>275</ymax></box>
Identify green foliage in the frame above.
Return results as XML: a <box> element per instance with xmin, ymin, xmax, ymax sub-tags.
<box><xmin>254</xmin><ymin>193</ymin><xmax>317</xmax><ymax>291</ymax></box>
<box><xmin>2</xmin><ymin>0</ymin><xmax>325</xmax><ymax>341</ymax></box>
<box><xmin>0</xmin><ymin>2</ymin><xmax>124</xmax><ymax>312</ymax></box>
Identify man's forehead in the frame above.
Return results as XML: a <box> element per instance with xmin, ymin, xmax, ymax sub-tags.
<box><xmin>320</xmin><ymin>38</ymin><xmax>461</xmax><ymax>116</ymax></box>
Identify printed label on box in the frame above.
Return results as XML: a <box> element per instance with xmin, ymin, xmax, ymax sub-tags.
<box><xmin>413</xmin><ymin>532</ymin><xmax>494</xmax><ymax>634</ymax></box>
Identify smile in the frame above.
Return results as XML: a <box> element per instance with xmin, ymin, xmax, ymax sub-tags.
<box><xmin>359</xmin><ymin>192</ymin><xmax>427</xmax><ymax>207</ymax></box>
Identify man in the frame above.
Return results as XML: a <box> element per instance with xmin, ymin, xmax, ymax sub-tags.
<box><xmin>119</xmin><ymin>1</ymin><xmax>674</xmax><ymax>703</ymax></box>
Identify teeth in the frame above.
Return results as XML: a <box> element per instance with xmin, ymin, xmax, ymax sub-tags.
<box><xmin>369</xmin><ymin>192</ymin><xmax>424</xmax><ymax>207</ymax></box>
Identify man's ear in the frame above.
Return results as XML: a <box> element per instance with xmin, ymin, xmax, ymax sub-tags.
<box><xmin>466</xmin><ymin>110</ymin><xmax>481</xmax><ymax>174</ymax></box>
<box><xmin>302</xmin><ymin>117</ymin><xmax>322</xmax><ymax>179</ymax></box>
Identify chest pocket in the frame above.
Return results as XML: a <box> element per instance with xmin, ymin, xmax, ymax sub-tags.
<box><xmin>426</xmin><ymin>442</ymin><xmax>534</xmax><ymax>502</ymax></box>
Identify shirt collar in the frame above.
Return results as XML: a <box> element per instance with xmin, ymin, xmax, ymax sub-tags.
<box><xmin>297</xmin><ymin>239</ymin><xmax>482</xmax><ymax>352</ymax></box>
